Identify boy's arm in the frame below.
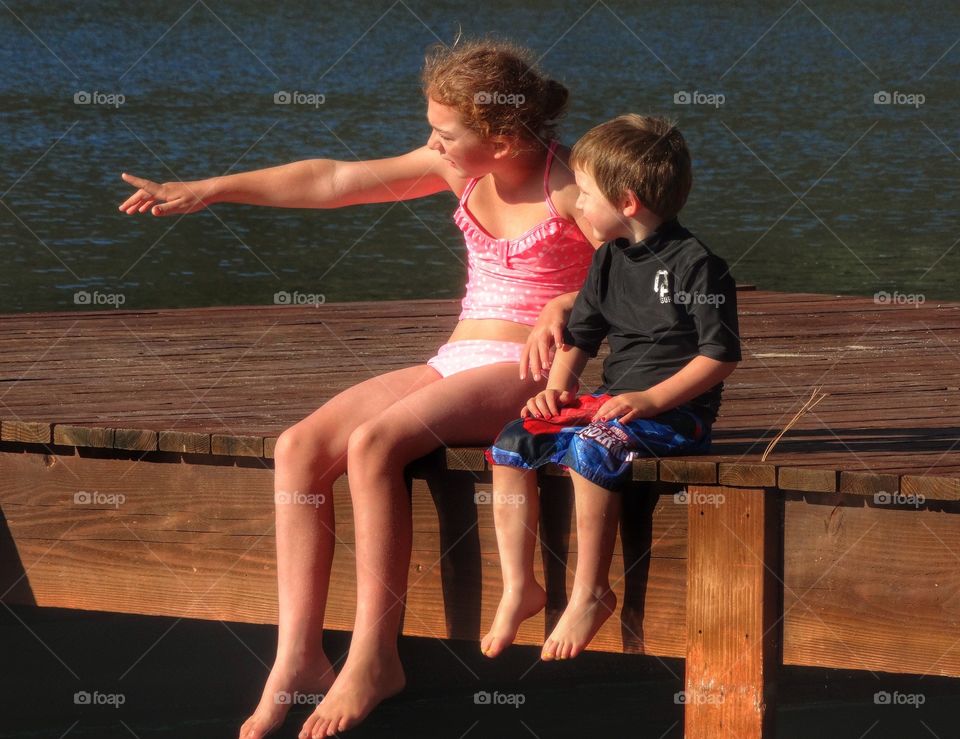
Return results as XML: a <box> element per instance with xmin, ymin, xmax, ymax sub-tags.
<box><xmin>592</xmin><ymin>355</ymin><xmax>738</xmax><ymax>423</ymax></box>
<box><xmin>521</xmin><ymin>344</ymin><xmax>591</xmax><ymax>418</ymax></box>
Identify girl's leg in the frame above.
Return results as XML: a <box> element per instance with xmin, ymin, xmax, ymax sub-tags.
<box><xmin>541</xmin><ymin>471</ymin><xmax>621</xmax><ymax>661</ymax></box>
<box><xmin>240</xmin><ymin>364</ymin><xmax>442</xmax><ymax>739</ymax></box>
<box><xmin>299</xmin><ymin>362</ymin><xmax>545</xmax><ymax>739</ymax></box>
<box><xmin>480</xmin><ymin>465</ymin><xmax>546</xmax><ymax>658</ymax></box>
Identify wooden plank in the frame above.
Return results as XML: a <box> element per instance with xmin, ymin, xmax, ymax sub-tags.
<box><xmin>210</xmin><ymin>434</ymin><xmax>263</xmax><ymax>458</ymax></box>
<box><xmin>3</xmin><ymin>290</ymin><xmax>960</xmax><ymax>505</ymax></box>
<box><xmin>685</xmin><ymin>486</ymin><xmax>779</xmax><ymax>739</ymax></box>
<box><xmin>778</xmin><ymin>467</ymin><xmax>837</xmax><ymax>493</ymax></box>
<box><xmin>159</xmin><ymin>430</ymin><xmax>211</xmax><ymax>455</ymax></box>
<box><xmin>52</xmin><ymin>424</ymin><xmax>113</xmax><ymax>448</ymax></box>
<box><xmin>660</xmin><ymin>459</ymin><xmax>717</xmax><ymax>484</ymax></box>
<box><xmin>719</xmin><ymin>462</ymin><xmax>777</xmax><ymax>488</ymax></box>
<box><xmin>782</xmin><ymin>496</ymin><xmax>960</xmax><ymax>676</ymax></box>
<box><xmin>839</xmin><ymin>471</ymin><xmax>901</xmax><ymax>498</ymax></box>
<box><xmin>263</xmin><ymin>436</ymin><xmax>277</xmax><ymax>459</ymax></box>
<box><xmin>1</xmin><ymin>421</ymin><xmax>51</xmax><ymax>444</ymax></box>
<box><xmin>113</xmin><ymin>427</ymin><xmax>157</xmax><ymax>452</ymax></box>
<box><xmin>445</xmin><ymin>447</ymin><xmax>487</xmax><ymax>472</ymax></box>
<box><xmin>0</xmin><ymin>450</ymin><xmax>687</xmax><ymax>657</ymax></box>
<box><xmin>632</xmin><ymin>458</ymin><xmax>659</xmax><ymax>482</ymax></box>
<box><xmin>901</xmin><ymin>475</ymin><xmax>960</xmax><ymax>500</ymax></box>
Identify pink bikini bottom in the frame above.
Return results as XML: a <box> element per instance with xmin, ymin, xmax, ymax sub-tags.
<box><xmin>426</xmin><ymin>339</ymin><xmax>526</xmax><ymax>378</ymax></box>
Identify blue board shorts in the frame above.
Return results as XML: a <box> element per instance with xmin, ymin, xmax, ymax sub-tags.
<box><xmin>485</xmin><ymin>393</ymin><xmax>711</xmax><ymax>491</ymax></box>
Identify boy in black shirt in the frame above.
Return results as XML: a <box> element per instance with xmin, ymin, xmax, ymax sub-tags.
<box><xmin>481</xmin><ymin>115</ymin><xmax>741</xmax><ymax>661</ymax></box>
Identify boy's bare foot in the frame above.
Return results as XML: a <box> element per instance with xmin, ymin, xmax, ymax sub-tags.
<box><xmin>480</xmin><ymin>581</ymin><xmax>547</xmax><ymax>658</ymax></box>
<box><xmin>541</xmin><ymin>589</ymin><xmax>617</xmax><ymax>661</ymax></box>
<box><xmin>298</xmin><ymin>650</ymin><xmax>406</xmax><ymax>738</ymax></box>
<box><xmin>238</xmin><ymin>655</ymin><xmax>337</xmax><ymax>739</ymax></box>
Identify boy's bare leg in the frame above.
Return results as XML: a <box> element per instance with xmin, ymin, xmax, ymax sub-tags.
<box><xmin>541</xmin><ymin>471</ymin><xmax>620</xmax><ymax>661</ymax></box>
<box><xmin>480</xmin><ymin>465</ymin><xmax>546</xmax><ymax>657</ymax></box>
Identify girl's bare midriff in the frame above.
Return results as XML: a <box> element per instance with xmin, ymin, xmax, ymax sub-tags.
<box><xmin>448</xmin><ymin>318</ymin><xmax>532</xmax><ymax>344</ymax></box>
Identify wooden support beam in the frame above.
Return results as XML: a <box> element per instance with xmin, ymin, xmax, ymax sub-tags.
<box><xmin>684</xmin><ymin>486</ymin><xmax>781</xmax><ymax>739</ymax></box>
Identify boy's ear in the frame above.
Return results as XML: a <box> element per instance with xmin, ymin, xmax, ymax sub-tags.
<box><xmin>621</xmin><ymin>189</ymin><xmax>644</xmax><ymax>218</ymax></box>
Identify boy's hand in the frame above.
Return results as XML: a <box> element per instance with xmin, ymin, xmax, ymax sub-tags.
<box><xmin>592</xmin><ymin>391</ymin><xmax>660</xmax><ymax>424</ymax></box>
<box><xmin>118</xmin><ymin>173</ymin><xmax>212</xmax><ymax>216</ymax></box>
<box><xmin>521</xmin><ymin>389</ymin><xmax>577</xmax><ymax>419</ymax></box>
<box><xmin>520</xmin><ymin>297</ymin><xmax>569</xmax><ymax>381</ymax></box>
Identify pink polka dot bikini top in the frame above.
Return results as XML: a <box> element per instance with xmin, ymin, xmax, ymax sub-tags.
<box><xmin>453</xmin><ymin>139</ymin><xmax>595</xmax><ymax>326</ymax></box>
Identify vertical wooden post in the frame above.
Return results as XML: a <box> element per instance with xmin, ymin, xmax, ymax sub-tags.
<box><xmin>684</xmin><ymin>485</ymin><xmax>780</xmax><ymax>739</ymax></box>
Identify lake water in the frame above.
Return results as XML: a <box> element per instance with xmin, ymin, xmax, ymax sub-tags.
<box><xmin>1</xmin><ymin>0</ymin><xmax>958</xmax><ymax>313</ymax></box>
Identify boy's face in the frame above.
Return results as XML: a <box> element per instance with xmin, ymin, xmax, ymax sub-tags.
<box><xmin>574</xmin><ymin>166</ymin><xmax>632</xmax><ymax>243</ymax></box>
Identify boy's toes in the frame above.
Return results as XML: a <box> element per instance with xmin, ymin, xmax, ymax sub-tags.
<box><xmin>481</xmin><ymin>634</ymin><xmax>506</xmax><ymax>658</ymax></box>
<box><xmin>480</xmin><ymin>633</ymin><xmax>493</xmax><ymax>656</ymax></box>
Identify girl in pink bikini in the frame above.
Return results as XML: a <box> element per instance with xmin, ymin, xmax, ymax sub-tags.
<box><xmin>118</xmin><ymin>38</ymin><xmax>598</xmax><ymax>739</ymax></box>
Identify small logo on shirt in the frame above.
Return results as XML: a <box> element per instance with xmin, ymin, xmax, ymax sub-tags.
<box><xmin>653</xmin><ymin>270</ymin><xmax>671</xmax><ymax>303</ymax></box>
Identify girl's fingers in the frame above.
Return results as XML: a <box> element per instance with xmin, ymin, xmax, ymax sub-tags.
<box><xmin>121</xmin><ymin>172</ymin><xmax>159</xmax><ymax>195</ymax></box>
<box><xmin>552</xmin><ymin>328</ymin><xmax>564</xmax><ymax>353</ymax></box>
<box><xmin>152</xmin><ymin>199</ymin><xmax>182</xmax><ymax>216</ymax></box>
<box><xmin>546</xmin><ymin>393</ymin><xmax>559</xmax><ymax>416</ymax></box>
<box><xmin>136</xmin><ymin>198</ymin><xmax>155</xmax><ymax>213</ymax></box>
<box><xmin>538</xmin><ymin>335</ymin><xmax>551</xmax><ymax>371</ymax></box>
<box><xmin>119</xmin><ymin>189</ymin><xmax>151</xmax><ymax>211</ymax></box>
<box><xmin>519</xmin><ymin>345</ymin><xmax>530</xmax><ymax>380</ymax></box>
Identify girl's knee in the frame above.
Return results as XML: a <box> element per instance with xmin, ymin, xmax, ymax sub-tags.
<box><xmin>274</xmin><ymin>423</ymin><xmax>340</xmax><ymax>476</ymax></box>
<box><xmin>347</xmin><ymin>417</ymin><xmax>417</xmax><ymax>472</ymax></box>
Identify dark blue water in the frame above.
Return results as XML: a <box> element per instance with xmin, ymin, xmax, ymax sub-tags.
<box><xmin>1</xmin><ymin>0</ymin><xmax>958</xmax><ymax>313</ymax></box>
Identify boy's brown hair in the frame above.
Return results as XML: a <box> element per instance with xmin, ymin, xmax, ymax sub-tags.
<box><xmin>570</xmin><ymin>115</ymin><xmax>692</xmax><ymax>221</ymax></box>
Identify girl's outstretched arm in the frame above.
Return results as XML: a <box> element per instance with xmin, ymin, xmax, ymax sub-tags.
<box><xmin>118</xmin><ymin>145</ymin><xmax>455</xmax><ymax>217</ymax></box>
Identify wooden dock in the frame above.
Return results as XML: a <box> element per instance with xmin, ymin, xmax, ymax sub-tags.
<box><xmin>2</xmin><ymin>290</ymin><xmax>959</xmax><ymax>738</ymax></box>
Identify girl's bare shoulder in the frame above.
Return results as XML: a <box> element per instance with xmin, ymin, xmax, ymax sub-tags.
<box><xmin>546</xmin><ymin>143</ymin><xmax>581</xmax><ymax>221</ymax></box>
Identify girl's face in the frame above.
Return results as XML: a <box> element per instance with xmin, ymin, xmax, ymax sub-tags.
<box><xmin>426</xmin><ymin>97</ymin><xmax>498</xmax><ymax>178</ymax></box>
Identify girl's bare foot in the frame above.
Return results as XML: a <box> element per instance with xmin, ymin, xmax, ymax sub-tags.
<box><xmin>480</xmin><ymin>581</ymin><xmax>547</xmax><ymax>658</ymax></box>
<box><xmin>238</xmin><ymin>655</ymin><xmax>337</xmax><ymax>739</ymax></box>
<box><xmin>541</xmin><ymin>588</ymin><xmax>617</xmax><ymax>661</ymax></box>
<box><xmin>298</xmin><ymin>650</ymin><xmax>406</xmax><ymax>738</ymax></box>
